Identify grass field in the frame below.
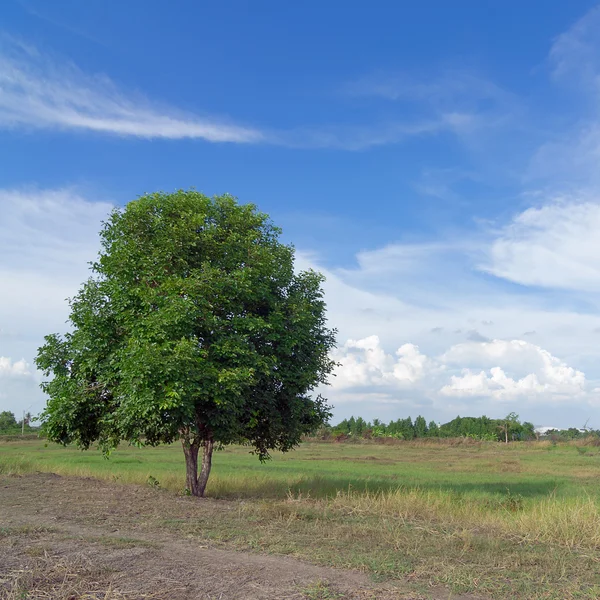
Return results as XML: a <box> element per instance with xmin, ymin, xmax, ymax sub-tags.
<box><xmin>2</xmin><ymin>437</ymin><xmax>600</xmax><ymax>599</ymax></box>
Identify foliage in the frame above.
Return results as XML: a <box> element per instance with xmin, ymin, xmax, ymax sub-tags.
<box><xmin>35</xmin><ymin>191</ymin><xmax>336</xmax><ymax>495</ymax></box>
<box><xmin>329</xmin><ymin>413</ymin><xmax>538</xmax><ymax>442</ymax></box>
<box><xmin>541</xmin><ymin>427</ymin><xmax>598</xmax><ymax>441</ymax></box>
<box><xmin>0</xmin><ymin>411</ymin><xmax>38</xmax><ymax>435</ymax></box>
<box><xmin>0</xmin><ymin>411</ymin><xmax>18</xmax><ymax>431</ymax></box>
<box><xmin>414</xmin><ymin>415</ymin><xmax>428</xmax><ymax>438</ymax></box>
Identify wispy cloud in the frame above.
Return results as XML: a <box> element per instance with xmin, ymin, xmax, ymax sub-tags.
<box><xmin>272</xmin><ymin>119</ymin><xmax>446</xmax><ymax>151</ymax></box>
<box><xmin>529</xmin><ymin>6</ymin><xmax>600</xmax><ymax>184</ymax></box>
<box><xmin>346</xmin><ymin>70</ymin><xmax>511</xmax><ymax>103</ymax></box>
<box><xmin>19</xmin><ymin>1</ymin><xmax>110</xmax><ymax>48</ymax></box>
<box><xmin>0</xmin><ymin>39</ymin><xmax>264</xmax><ymax>142</ymax></box>
<box><xmin>0</xmin><ymin>38</ymin><xmax>518</xmax><ymax>151</ymax></box>
<box><xmin>413</xmin><ymin>167</ymin><xmax>480</xmax><ymax>202</ymax></box>
<box><xmin>549</xmin><ymin>5</ymin><xmax>600</xmax><ymax>88</ymax></box>
<box><xmin>343</xmin><ymin>70</ymin><xmax>520</xmax><ymax>135</ymax></box>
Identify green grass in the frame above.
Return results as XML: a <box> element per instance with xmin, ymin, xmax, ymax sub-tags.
<box><xmin>2</xmin><ymin>437</ymin><xmax>599</xmax><ymax>501</ymax></box>
<box><xmin>3</xmin><ymin>437</ymin><xmax>600</xmax><ymax>599</ymax></box>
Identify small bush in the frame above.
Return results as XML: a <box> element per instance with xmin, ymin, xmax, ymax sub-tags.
<box><xmin>146</xmin><ymin>475</ymin><xmax>160</xmax><ymax>489</ymax></box>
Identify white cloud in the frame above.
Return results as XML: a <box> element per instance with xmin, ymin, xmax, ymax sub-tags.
<box><xmin>0</xmin><ymin>188</ymin><xmax>110</xmax><ymax>417</ymax></box>
<box><xmin>332</xmin><ymin>335</ymin><xmax>587</xmax><ymax>408</ymax></box>
<box><xmin>0</xmin><ymin>187</ymin><xmax>112</xmax><ymax>272</ymax></box>
<box><xmin>0</xmin><ymin>36</ymin><xmax>530</xmax><ymax>151</ymax></box>
<box><xmin>482</xmin><ymin>198</ymin><xmax>600</xmax><ymax>291</ymax></box>
<box><xmin>440</xmin><ymin>340</ymin><xmax>586</xmax><ymax>400</ymax></box>
<box><xmin>0</xmin><ymin>40</ymin><xmax>263</xmax><ymax>142</ymax></box>
<box><xmin>3</xmin><ymin>187</ymin><xmax>600</xmax><ymax>426</ymax></box>
<box><xmin>0</xmin><ymin>356</ymin><xmax>43</xmax><ymax>417</ymax></box>
<box><xmin>0</xmin><ymin>39</ymin><xmax>491</xmax><ymax>151</ymax></box>
<box><xmin>0</xmin><ymin>356</ymin><xmax>32</xmax><ymax>377</ymax></box>
<box><xmin>333</xmin><ymin>335</ymin><xmax>430</xmax><ymax>389</ymax></box>
<box><xmin>298</xmin><ymin>187</ymin><xmax>600</xmax><ymax>424</ymax></box>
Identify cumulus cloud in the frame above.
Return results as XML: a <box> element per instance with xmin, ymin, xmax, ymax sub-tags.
<box><xmin>333</xmin><ymin>335</ymin><xmax>430</xmax><ymax>389</ymax></box>
<box><xmin>440</xmin><ymin>340</ymin><xmax>586</xmax><ymax>400</ymax></box>
<box><xmin>333</xmin><ymin>336</ymin><xmax>588</xmax><ymax>407</ymax></box>
<box><xmin>0</xmin><ymin>357</ymin><xmax>32</xmax><ymax>377</ymax></box>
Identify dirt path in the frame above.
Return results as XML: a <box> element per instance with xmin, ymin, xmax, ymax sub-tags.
<box><xmin>0</xmin><ymin>474</ymin><xmax>482</xmax><ymax>600</ymax></box>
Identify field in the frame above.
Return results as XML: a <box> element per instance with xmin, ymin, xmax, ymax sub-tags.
<box><xmin>2</xmin><ymin>438</ymin><xmax>600</xmax><ymax>599</ymax></box>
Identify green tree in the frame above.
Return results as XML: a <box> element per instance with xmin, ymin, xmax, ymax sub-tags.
<box><xmin>0</xmin><ymin>411</ymin><xmax>18</xmax><ymax>431</ymax></box>
<box><xmin>427</xmin><ymin>420</ymin><xmax>439</xmax><ymax>437</ymax></box>
<box><xmin>414</xmin><ymin>415</ymin><xmax>428</xmax><ymax>438</ymax></box>
<box><xmin>519</xmin><ymin>421</ymin><xmax>535</xmax><ymax>440</ymax></box>
<box><xmin>497</xmin><ymin>413</ymin><xmax>519</xmax><ymax>443</ymax></box>
<box><xmin>347</xmin><ymin>416</ymin><xmax>357</xmax><ymax>434</ymax></box>
<box><xmin>399</xmin><ymin>417</ymin><xmax>415</xmax><ymax>440</ymax></box>
<box><xmin>36</xmin><ymin>191</ymin><xmax>337</xmax><ymax>497</ymax></box>
<box><xmin>353</xmin><ymin>416</ymin><xmax>367</xmax><ymax>436</ymax></box>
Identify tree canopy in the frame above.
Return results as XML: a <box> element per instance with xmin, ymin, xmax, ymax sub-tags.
<box><xmin>36</xmin><ymin>191</ymin><xmax>336</xmax><ymax>496</ymax></box>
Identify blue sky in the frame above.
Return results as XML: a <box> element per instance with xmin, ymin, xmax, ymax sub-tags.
<box><xmin>3</xmin><ymin>0</ymin><xmax>600</xmax><ymax>428</ymax></box>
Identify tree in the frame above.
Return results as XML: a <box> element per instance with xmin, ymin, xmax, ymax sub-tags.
<box><xmin>427</xmin><ymin>421</ymin><xmax>439</xmax><ymax>437</ymax></box>
<box><xmin>497</xmin><ymin>413</ymin><xmax>520</xmax><ymax>444</ymax></box>
<box><xmin>36</xmin><ymin>191</ymin><xmax>337</xmax><ymax>497</ymax></box>
<box><xmin>414</xmin><ymin>415</ymin><xmax>428</xmax><ymax>438</ymax></box>
<box><xmin>353</xmin><ymin>416</ymin><xmax>367</xmax><ymax>436</ymax></box>
<box><xmin>399</xmin><ymin>417</ymin><xmax>415</xmax><ymax>440</ymax></box>
<box><xmin>0</xmin><ymin>411</ymin><xmax>18</xmax><ymax>431</ymax></box>
<box><xmin>520</xmin><ymin>421</ymin><xmax>535</xmax><ymax>441</ymax></box>
<box><xmin>347</xmin><ymin>416</ymin><xmax>357</xmax><ymax>434</ymax></box>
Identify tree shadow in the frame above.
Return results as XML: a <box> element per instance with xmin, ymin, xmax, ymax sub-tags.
<box><xmin>212</xmin><ymin>473</ymin><xmax>566</xmax><ymax>500</ymax></box>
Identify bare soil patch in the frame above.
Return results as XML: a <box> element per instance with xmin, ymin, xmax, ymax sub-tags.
<box><xmin>0</xmin><ymin>473</ymin><xmax>482</xmax><ymax>600</ymax></box>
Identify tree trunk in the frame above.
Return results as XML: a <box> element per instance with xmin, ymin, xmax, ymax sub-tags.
<box><xmin>197</xmin><ymin>439</ymin><xmax>214</xmax><ymax>498</ymax></box>
<box><xmin>182</xmin><ymin>439</ymin><xmax>200</xmax><ymax>496</ymax></box>
<box><xmin>505</xmin><ymin>426</ymin><xmax>508</xmax><ymax>444</ymax></box>
<box><xmin>181</xmin><ymin>436</ymin><xmax>214</xmax><ymax>497</ymax></box>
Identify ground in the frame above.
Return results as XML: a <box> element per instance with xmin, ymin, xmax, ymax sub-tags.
<box><xmin>0</xmin><ymin>473</ymin><xmax>481</xmax><ymax>600</ymax></box>
<box><xmin>3</xmin><ymin>439</ymin><xmax>600</xmax><ymax>599</ymax></box>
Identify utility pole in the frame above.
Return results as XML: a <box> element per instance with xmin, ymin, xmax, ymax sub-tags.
<box><xmin>22</xmin><ymin>410</ymin><xmax>25</xmax><ymax>436</ymax></box>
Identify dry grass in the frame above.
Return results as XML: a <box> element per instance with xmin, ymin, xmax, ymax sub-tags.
<box><xmin>4</xmin><ymin>439</ymin><xmax>600</xmax><ymax>598</ymax></box>
<box><xmin>325</xmin><ymin>487</ymin><xmax>600</xmax><ymax>550</ymax></box>
<box><xmin>0</xmin><ymin>553</ymin><xmax>178</xmax><ymax>599</ymax></box>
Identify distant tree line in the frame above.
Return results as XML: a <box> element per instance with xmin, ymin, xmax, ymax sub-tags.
<box><xmin>328</xmin><ymin>413</ymin><xmax>539</xmax><ymax>442</ymax></box>
<box><xmin>542</xmin><ymin>428</ymin><xmax>598</xmax><ymax>441</ymax></box>
<box><xmin>0</xmin><ymin>411</ymin><xmax>37</xmax><ymax>435</ymax></box>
